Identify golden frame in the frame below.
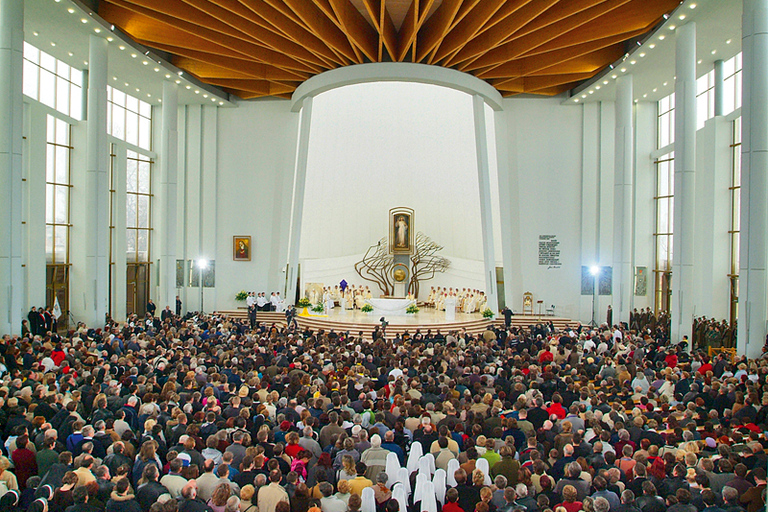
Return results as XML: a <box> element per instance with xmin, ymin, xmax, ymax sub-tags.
<box><xmin>389</xmin><ymin>207</ymin><xmax>414</xmax><ymax>255</ymax></box>
<box><xmin>233</xmin><ymin>236</ymin><xmax>251</xmax><ymax>261</ymax></box>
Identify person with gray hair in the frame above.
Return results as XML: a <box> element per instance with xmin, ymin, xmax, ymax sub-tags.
<box><xmin>554</xmin><ymin>461</ymin><xmax>590</xmax><ymax>500</ymax></box>
<box><xmin>594</xmin><ymin>497</ymin><xmax>611</xmax><ymax>512</ymax></box>
<box><xmin>319</xmin><ymin>481</ymin><xmax>347</xmax><ymax>512</ymax></box>
<box><xmin>492</xmin><ymin>476</ymin><xmax>508</xmax><ymax>509</ymax></box>
<box><xmin>617</xmin><ymin>490</ymin><xmax>641</xmax><ymax>512</ymax></box>
<box><xmin>298</xmin><ymin>425</ymin><xmax>322</xmax><ymax>463</ymax></box>
<box><xmin>516</xmin><ymin>483</ymin><xmax>539</xmax><ymax>512</ymax></box>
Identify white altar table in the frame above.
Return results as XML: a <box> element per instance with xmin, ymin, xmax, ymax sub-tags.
<box><xmin>367</xmin><ymin>297</ymin><xmax>415</xmax><ymax>317</ymax></box>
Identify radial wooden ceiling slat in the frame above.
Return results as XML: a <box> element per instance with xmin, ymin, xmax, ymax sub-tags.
<box><xmin>99</xmin><ymin>0</ymin><xmax>679</xmax><ymax>100</ymax></box>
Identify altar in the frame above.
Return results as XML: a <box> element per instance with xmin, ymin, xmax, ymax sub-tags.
<box><xmin>367</xmin><ymin>297</ymin><xmax>415</xmax><ymax>317</ymax></box>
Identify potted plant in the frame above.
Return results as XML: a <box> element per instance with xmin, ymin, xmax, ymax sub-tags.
<box><xmin>482</xmin><ymin>308</ymin><xmax>495</xmax><ymax>319</ymax></box>
<box><xmin>235</xmin><ymin>290</ymin><xmax>248</xmax><ymax>303</ymax></box>
<box><xmin>406</xmin><ymin>304</ymin><xmax>419</xmax><ymax>314</ymax></box>
<box><xmin>361</xmin><ymin>304</ymin><xmax>373</xmax><ymax>313</ymax></box>
<box><xmin>312</xmin><ymin>303</ymin><xmax>325</xmax><ymax>313</ymax></box>
<box><xmin>297</xmin><ymin>297</ymin><xmax>311</xmax><ymax>315</ymax></box>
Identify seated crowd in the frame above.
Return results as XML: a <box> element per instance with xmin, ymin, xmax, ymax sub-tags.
<box><xmin>0</xmin><ymin>308</ymin><xmax>766</xmax><ymax>512</ymax></box>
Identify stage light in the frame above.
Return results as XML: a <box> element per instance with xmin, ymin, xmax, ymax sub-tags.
<box><xmin>590</xmin><ymin>266</ymin><xmax>600</xmax><ymax>276</ymax></box>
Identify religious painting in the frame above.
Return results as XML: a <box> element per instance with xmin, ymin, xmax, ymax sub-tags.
<box><xmin>176</xmin><ymin>259</ymin><xmax>186</xmax><ymax>288</ymax></box>
<box><xmin>581</xmin><ymin>266</ymin><xmax>595</xmax><ymax>295</ymax></box>
<box><xmin>598</xmin><ymin>266</ymin><xmax>613</xmax><ymax>296</ymax></box>
<box><xmin>389</xmin><ymin>207</ymin><xmax>414</xmax><ymax>255</ymax></box>
<box><xmin>635</xmin><ymin>266</ymin><xmax>648</xmax><ymax>296</ymax></box>
<box><xmin>233</xmin><ymin>236</ymin><xmax>251</xmax><ymax>261</ymax></box>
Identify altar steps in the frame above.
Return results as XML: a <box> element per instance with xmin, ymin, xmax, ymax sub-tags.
<box><xmin>215</xmin><ymin>309</ymin><xmax>575</xmax><ymax>337</ymax></box>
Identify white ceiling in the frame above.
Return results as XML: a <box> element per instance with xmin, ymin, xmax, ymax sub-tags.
<box><xmin>24</xmin><ymin>0</ymin><xmax>236</xmax><ymax>108</ymax></box>
<box><xmin>566</xmin><ymin>0</ymin><xmax>742</xmax><ymax>106</ymax></box>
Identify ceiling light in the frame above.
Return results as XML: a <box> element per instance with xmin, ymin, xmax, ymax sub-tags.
<box><xmin>111</xmin><ymin>25</ymin><xmax>115</xmax><ymax>31</ymax></box>
<box><xmin>154</xmin><ymin>67</ymin><xmax>160</xmax><ymax>72</ymax></box>
<box><xmin>643</xmin><ymin>94</ymin><xmax>648</xmax><ymax>98</ymax></box>
<box><xmin>689</xmin><ymin>3</ymin><xmax>697</xmax><ymax>8</ymax></box>
<box><xmin>178</xmin><ymin>71</ymin><xmax>183</xmax><ymax>76</ymax></box>
<box><xmin>649</xmin><ymin>44</ymin><xmax>656</xmax><ymax>49</ymax></box>
<box><xmin>698</xmin><ymin>59</ymin><xmax>703</xmax><ymax>64</ymax></box>
<box><xmin>589</xmin><ymin>90</ymin><xmax>594</xmax><ymax>94</ymax></box>
<box><xmin>94</xmin><ymin>28</ymin><xmax>101</xmax><ymax>33</ymax></box>
<box><xmin>158</xmin><ymin>99</ymin><xmax>162</xmax><ymax>103</ymax></box>
<box><xmin>33</xmin><ymin>31</ymin><xmax>39</xmax><ymax>36</ymax></box>
<box><xmin>620</xmin><ymin>67</ymin><xmax>627</xmax><ymax>72</ymax></box>
<box><xmin>659</xmin><ymin>35</ymin><xmax>666</xmax><ymax>40</ymax></box>
<box><xmin>581</xmin><ymin>94</ymin><xmax>587</xmax><ymax>98</ymax></box>
<box><xmin>135</xmin><ymin>88</ymin><xmax>140</xmax><ymax>92</ymax></box>
<box><xmin>727</xmin><ymin>39</ymin><xmax>732</xmax><ymax>44</ymax></box>
<box><xmin>84</xmin><ymin>61</ymin><xmax>87</xmax><ymax>66</ymax></box>
<box><xmin>711</xmin><ymin>49</ymin><xmax>717</xmax><ymax>55</ymax></box>
<box><xmin>634</xmin><ymin>99</ymin><xmax>639</xmax><ymax>103</ymax></box>
<box><xmin>653</xmin><ymin>88</ymin><xmax>658</xmax><ymax>92</ymax></box>
<box><xmin>131</xmin><ymin>53</ymin><xmax>137</xmax><ymax>58</ymax></box>
<box><xmin>679</xmin><ymin>14</ymin><xmax>686</xmax><ymax>20</ymax></box>
<box><xmin>203</xmin><ymin>94</ymin><xmax>208</xmax><ymax>98</ymax></box>
<box><xmin>55</xmin><ymin>0</ymin><xmax>61</xmax><ymax>2</ymax></box>
<box><xmin>68</xmin><ymin>52</ymin><xmax>73</xmax><ymax>57</ymax></box>
<box><xmin>119</xmin><ymin>45</ymin><xmax>125</xmax><ymax>50</ymax></box>
<box><xmin>107</xmin><ymin>37</ymin><xmax>113</xmax><ymax>42</ymax></box>
<box><xmin>50</xmin><ymin>42</ymin><xmax>56</xmax><ymax>46</ymax></box>
<box><xmin>147</xmin><ymin>94</ymin><xmax>151</xmax><ymax>98</ymax></box>
<box><xmin>194</xmin><ymin>90</ymin><xmax>200</xmax><ymax>94</ymax></box>
<box><xmin>595</xmin><ymin>85</ymin><xmax>601</xmax><ymax>90</ymax></box>
<box><xmin>639</xmin><ymin>53</ymin><xmax>646</xmax><ymax>57</ymax></box>
<box><xmin>663</xmin><ymin>82</ymin><xmax>668</xmax><ymax>86</ymax></box>
<box><xmin>574</xmin><ymin>99</ymin><xmax>580</xmax><ymax>103</ymax></box>
<box><xmin>81</xmin><ymin>18</ymin><xmax>88</xmax><ymax>23</ymax></box>
<box><xmin>219</xmin><ymin>102</ymin><xmax>224</xmax><ymax>106</ymax></box>
<box><xmin>611</xmin><ymin>74</ymin><xmax>617</xmax><ymax>79</ymax></box>
<box><xmin>663</xmin><ymin>14</ymin><xmax>669</xmax><ymax>20</ymax></box>
<box><xmin>142</xmin><ymin>61</ymin><xmax>148</xmax><ymax>65</ymax></box>
<box><xmin>175</xmin><ymin>80</ymin><xmax>181</xmax><ymax>84</ymax></box>
<box><xmin>669</xmin><ymin>25</ymin><xmax>676</xmax><ymax>30</ymax></box>
<box><xmin>211</xmin><ymin>98</ymin><xmax>216</xmax><ymax>102</ymax></box>
<box><xmin>113</xmin><ymin>76</ymin><xmax>117</xmax><ymax>81</ymax></box>
<box><xmin>630</xmin><ymin>60</ymin><xmax>636</xmax><ymax>65</ymax></box>
<box><xmin>165</xmin><ymin>74</ymin><xmax>171</xmax><ymax>79</ymax></box>
<box><xmin>67</xmin><ymin>7</ymin><xmax>75</xmax><ymax>13</ymax></box>
<box><xmin>125</xmin><ymin>82</ymin><xmax>129</xmax><ymax>86</ymax></box>
<box><xmin>603</xmin><ymin>80</ymin><xmax>609</xmax><ymax>85</ymax></box>
<box><xmin>185</xmin><ymin>85</ymin><xmax>191</xmax><ymax>89</ymax></box>
<box><xmin>144</xmin><ymin>51</ymin><xmax>150</xmax><ymax>55</ymax></box>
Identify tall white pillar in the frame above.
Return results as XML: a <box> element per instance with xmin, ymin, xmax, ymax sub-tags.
<box><xmin>84</xmin><ymin>35</ymin><xmax>110</xmax><ymax>327</ymax></box>
<box><xmin>495</xmin><ymin>110</ymin><xmax>521</xmax><ymax>310</ymax></box>
<box><xmin>472</xmin><ymin>94</ymin><xmax>499</xmax><ymax>313</ymax></box>
<box><xmin>671</xmin><ymin>23</ymin><xmax>697</xmax><ymax>344</ymax></box>
<box><xmin>112</xmin><ymin>144</ymin><xmax>128</xmax><ymax>321</ymax></box>
<box><xmin>157</xmin><ymin>81</ymin><xmax>179</xmax><ymax>310</ymax></box>
<box><xmin>613</xmin><ymin>75</ymin><xmax>634</xmax><ymax>326</ymax></box>
<box><xmin>738</xmin><ymin>0</ymin><xmax>768</xmax><ymax>358</ymax></box>
<box><xmin>0</xmin><ymin>0</ymin><xmax>24</xmax><ymax>335</ymax></box>
<box><xmin>25</xmin><ymin>104</ymin><xmax>47</xmax><ymax>310</ymax></box>
<box><xmin>714</xmin><ymin>60</ymin><xmax>725</xmax><ymax>117</ymax></box>
<box><xmin>285</xmin><ymin>97</ymin><xmax>313</xmax><ymax>304</ymax></box>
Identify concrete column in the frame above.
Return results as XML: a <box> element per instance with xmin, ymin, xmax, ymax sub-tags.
<box><xmin>112</xmin><ymin>144</ymin><xmax>127</xmax><ymax>321</ymax></box>
<box><xmin>738</xmin><ymin>0</ymin><xmax>768</xmax><ymax>358</ymax></box>
<box><xmin>84</xmin><ymin>35</ymin><xmax>110</xmax><ymax>327</ymax></box>
<box><xmin>472</xmin><ymin>94</ymin><xmax>499</xmax><ymax>313</ymax></box>
<box><xmin>285</xmin><ymin>97</ymin><xmax>313</xmax><ymax>305</ymax></box>
<box><xmin>495</xmin><ymin>109</ymin><xmax>521</xmax><ymax>311</ymax></box>
<box><xmin>671</xmin><ymin>22</ymin><xmax>697</xmax><ymax>344</ymax></box>
<box><xmin>714</xmin><ymin>60</ymin><xmax>725</xmax><ymax>117</ymax></box>
<box><xmin>156</xmin><ymin>81</ymin><xmax>179</xmax><ymax>310</ymax></box>
<box><xmin>25</xmin><ymin>104</ymin><xmax>47</xmax><ymax>309</ymax></box>
<box><xmin>0</xmin><ymin>0</ymin><xmax>24</xmax><ymax>335</ymax></box>
<box><xmin>613</xmin><ymin>75</ymin><xmax>634</xmax><ymax>326</ymax></box>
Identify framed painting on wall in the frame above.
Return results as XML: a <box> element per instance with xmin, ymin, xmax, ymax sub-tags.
<box><xmin>389</xmin><ymin>207</ymin><xmax>414</xmax><ymax>255</ymax></box>
<box><xmin>233</xmin><ymin>236</ymin><xmax>251</xmax><ymax>261</ymax></box>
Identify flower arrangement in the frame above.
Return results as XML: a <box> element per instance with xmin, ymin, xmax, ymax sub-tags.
<box><xmin>482</xmin><ymin>308</ymin><xmax>495</xmax><ymax>319</ymax></box>
<box><xmin>297</xmin><ymin>297</ymin><xmax>311</xmax><ymax>308</ymax></box>
<box><xmin>235</xmin><ymin>290</ymin><xmax>248</xmax><ymax>302</ymax></box>
<box><xmin>312</xmin><ymin>303</ymin><xmax>325</xmax><ymax>313</ymax></box>
<box><xmin>361</xmin><ymin>304</ymin><xmax>373</xmax><ymax>313</ymax></box>
<box><xmin>406</xmin><ymin>304</ymin><xmax>419</xmax><ymax>314</ymax></box>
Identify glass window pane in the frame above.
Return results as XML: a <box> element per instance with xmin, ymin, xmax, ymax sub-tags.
<box><xmin>70</xmin><ymin>85</ymin><xmax>82</xmax><ymax>120</ymax></box>
<box><xmin>140</xmin><ymin>101</ymin><xmax>151</xmax><ymax>118</ymax></box>
<box><xmin>45</xmin><ymin>225</ymin><xmax>54</xmax><ymax>263</ymax></box>
<box><xmin>112</xmin><ymin>105</ymin><xmax>125</xmax><ymax>140</ymax></box>
<box><xmin>56</xmin><ymin>60</ymin><xmax>69</xmax><ymax>80</ymax></box>
<box><xmin>54</xmin><ymin>227</ymin><xmax>67</xmax><ymax>263</ymax></box>
<box><xmin>125</xmin><ymin>112</ymin><xmax>139</xmax><ymax>146</ymax></box>
<box><xmin>46</xmin><ymin>145</ymin><xmax>55</xmax><ymax>182</ymax></box>
<box><xmin>138</xmin><ymin>161</ymin><xmax>150</xmax><ymax>193</ymax></box>
<box><xmin>56</xmin><ymin>77</ymin><xmax>70</xmax><ymax>117</ymax></box>
<box><xmin>127</xmin><ymin>194</ymin><xmax>137</xmax><ymax>228</ymax></box>
<box><xmin>46</xmin><ymin>184</ymin><xmax>54</xmax><ymax>223</ymax></box>
<box><xmin>139</xmin><ymin>117</ymin><xmax>151</xmax><ymax>150</ymax></box>
<box><xmin>23</xmin><ymin>59</ymin><xmax>39</xmax><ymax>99</ymax></box>
<box><xmin>56</xmin><ymin>146</ymin><xmax>69</xmax><ymax>184</ymax></box>
<box><xmin>137</xmin><ymin>229</ymin><xmax>149</xmax><ymax>261</ymax></box>
<box><xmin>39</xmin><ymin>69</ymin><xmax>55</xmax><ymax>108</ymax></box>
<box><xmin>24</xmin><ymin>42</ymin><xmax>39</xmax><ymax>64</ymax></box>
<box><xmin>71</xmin><ymin>68</ymin><xmax>83</xmax><ymax>87</ymax></box>
<box><xmin>126</xmin><ymin>95</ymin><xmax>139</xmax><ymax>114</ymax></box>
<box><xmin>126</xmin><ymin>229</ymin><xmax>137</xmax><ymax>262</ymax></box>
<box><xmin>40</xmin><ymin>51</ymin><xmax>56</xmax><ymax>72</ymax></box>
<box><xmin>126</xmin><ymin>159</ymin><xmax>138</xmax><ymax>193</ymax></box>
<box><xmin>112</xmin><ymin>89</ymin><xmax>125</xmax><ymax>107</ymax></box>
<box><xmin>56</xmin><ymin>119</ymin><xmax>69</xmax><ymax>146</ymax></box>
<box><xmin>137</xmin><ymin>195</ymin><xmax>150</xmax><ymax>228</ymax></box>
<box><xmin>55</xmin><ymin>186</ymin><xmax>68</xmax><ymax>224</ymax></box>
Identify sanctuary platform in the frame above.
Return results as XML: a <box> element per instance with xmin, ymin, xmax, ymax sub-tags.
<box><xmin>218</xmin><ymin>308</ymin><xmax>574</xmax><ymax>338</ymax></box>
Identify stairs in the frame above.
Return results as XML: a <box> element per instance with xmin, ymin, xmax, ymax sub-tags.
<box><xmin>217</xmin><ymin>309</ymin><xmax>574</xmax><ymax>337</ymax></box>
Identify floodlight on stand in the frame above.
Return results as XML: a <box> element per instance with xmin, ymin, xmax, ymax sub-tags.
<box><xmin>197</xmin><ymin>259</ymin><xmax>208</xmax><ymax>269</ymax></box>
<box><xmin>590</xmin><ymin>266</ymin><xmax>600</xmax><ymax>276</ymax></box>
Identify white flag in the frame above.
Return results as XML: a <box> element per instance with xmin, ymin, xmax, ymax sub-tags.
<box><xmin>52</xmin><ymin>296</ymin><xmax>62</xmax><ymax>319</ymax></box>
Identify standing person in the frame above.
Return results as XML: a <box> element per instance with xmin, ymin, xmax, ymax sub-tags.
<box><xmin>607</xmin><ymin>305</ymin><xmax>613</xmax><ymax>326</ymax></box>
<box><xmin>502</xmin><ymin>307</ymin><xmax>513</xmax><ymax>330</ymax></box>
<box><xmin>147</xmin><ymin>299</ymin><xmax>157</xmax><ymax>317</ymax></box>
<box><xmin>258</xmin><ymin>470</ymin><xmax>289</xmax><ymax>512</ymax></box>
<box><xmin>176</xmin><ymin>295</ymin><xmax>182</xmax><ymax>316</ymax></box>
<box><xmin>27</xmin><ymin>308</ymin><xmax>39</xmax><ymax>337</ymax></box>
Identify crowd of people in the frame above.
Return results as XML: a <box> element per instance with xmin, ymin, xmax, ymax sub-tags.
<box><xmin>0</xmin><ymin>304</ymin><xmax>765</xmax><ymax>512</ymax></box>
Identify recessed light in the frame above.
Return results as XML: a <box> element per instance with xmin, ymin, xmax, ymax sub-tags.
<box><xmin>649</xmin><ymin>44</ymin><xmax>656</xmax><ymax>49</ymax></box>
<box><xmin>203</xmin><ymin>94</ymin><xmax>208</xmax><ymax>98</ymax></box>
<box><xmin>165</xmin><ymin>74</ymin><xmax>171</xmax><ymax>79</ymax></box>
<box><xmin>659</xmin><ymin>35</ymin><xmax>665</xmax><ymax>40</ymax></box>
<box><xmin>726</xmin><ymin>39</ymin><xmax>732</xmax><ymax>44</ymax></box>
<box><xmin>55</xmin><ymin>0</ymin><xmax>61</xmax><ymax>2</ymax></box>
<box><xmin>154</xmin><ymin>68</ymin><xmax>159</xmax><ymax>72</ymax></box>
<box><xmin>84</xmin><ymin>61</ymin><xmax>88</xmax><ymax>66</ymax></box>
<box><xmin>185</xmin><ymin>85</ymin><xmax>191</xmax><ymax>89</ymax></box>
<box><xmin>574</xmin><ymin>98</ymin><xmax>579</xmax><ymax>103</ymax></box>
<box><xmin>178</xmin><ymin>71</ymin><xmax>183</xmax><ymax>76</ymax></box>
<box><xmin>94</xmin><ymin>28</ymin><xmax>101</xmax><ymax>33</ymax></box>
<box><xmin>711</xmin><ymin>50</ymin><xmax>717</xmax><ymax>55</ymax></box>
<box><xmin>158</xmin><ymin>99</ymin><xmax>162</xmax><ymax>103</ymax></box>
<box><xmin>653</xmin><ymin>88</ymin><xmax>658</xmax><ymax>92</ymax></box>
<box><xmin>589</xmin><ymin>90</ymin><xmax>594</xmax><ymax>94</ymax></box>
<box><xmin>603</xmin><ymin>80</ymin><xmax>609</xmax><ymax>85</ymax></box>
<box><xmin>33</xmin><ymin>31</ymin><xmax>39</xmax><ymax>36</ymax></box>
<box><xmin>595</xmin><ymin>86</ymin><xmax>601</xmax><ymax>90</ymax></box>
<box><xmin>679</xmin><ymin>14</ymin><xmax>686</xmax><ymax>20</ymax></box>
<box><xmin>147</xmin><ymin>94</ymin><xmax>151</xmax><ymax>98</ymax></box>
<box><xmin>690</xmin><ymin>3</ymin><xmax>697</xmax><ymax>8</ymax></box>
<box><xmin>113</xmin><ymin>76</ymin><xmax>117</xmax><ymax>81</ymax></box>
<box><xmin>620</xmin><ymin>67</ymin><xmax>627</xmax><ymax>72</ymax></box>
<box><xmin>107</xmin><ymin>37</ymin><xmax>113</xmax><ymax>42</ymax></box>
<box><xmin>698</xmin><ymin>59</ymin><xmax>703</xmax><ymax>64</ymax></box>
<box><xmin>50</xmin><ymin>42</ymin><xmax>56</xmax><ymax>46</ymax></box>
<box><xmin>643</xmin><ymin>94</ymin><xmax>648</xmax><ymax>98</ymax></box>
<box><xmin>663</xmin><ymin>82</ymin><xmax>668</xmax><ymax>86</ymax></box>
<box><xmin>175</xmin><ymin>80</ymin><xmax>181</xmax><ymax>84</ymax></box>
<box><xmin>639</xmin><ymin>53</ymin><xmax>646</xmax><ymax>57</ymax></box>
<box><xmin>135</xmin><ymin>88</ymin><xmax>140</xmax><ymax>92</ymax></box>
<box><xmin>194</xmin><ymin>90</ymin><xmax>200</xmax><ymax>94</ymax></box>
<box><xmin>634</xmin><ymin>99</ymin><xmax>638</xmax><ymax>103</ymax></box>
<box><xmin>125</xmin><ymin>82</ymin><xmax>129</xmax><ymax>86</ymax></box>
<box><xmin>581</xmin><ymin>94</ymin><xmax>587</xmax><ymax>98</ymax></box>
<box><xmin>612</xmin><ymin>74</ymin><xmax>617</xmax><ymax>79</ymax></box>
<box><xmin>669</xmin><ymin>25</ymin><xmax>676</xmax><ymax>30</ymax></box>
<box><xmin>131</xmin><ymin>53</ymin><xmax>137</xmax><ymax>58</ymax></box>
<box><xmin>119</xmin><ymin>45</ymin><xmax>125</xmax><ymax>50</ymax></box>
<box><xmin>211</xmin><ymin>98</ymin><xmax>216</xmax><ymax>102</ymax></box>
<box><xmin>67</xmin><ymin>7</ymin><xmax>75</xmax><ymax>13</ymax></box>
<box><xmin>219</xmin><ymin>102</ymin><xmax>224</xmax><ymax>106</ymax></box>
<box><xmin>142</xmin><ymin>61</ymin><xmax>148</xmax><ymax>65</ymax></box>
<box><xmin>68</xmin><ymin>52</ymin><xmax>73</xmax><ymax>57</ymax></box>
<box><xmin>81</xmin><ymin>18</ymin><xmax>88</xmax><ymax>24</ymax></box>
<box><xmin>630</xmin><ymin>60</ymin><xmax>636</xmax><ymax>65</ymax></box>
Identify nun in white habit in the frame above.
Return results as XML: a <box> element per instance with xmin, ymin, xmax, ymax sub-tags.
<box><xmin>432</xmin><ymin>468</ymin><xmax>446</xmax><ymax>506</ymax></box>
<box><xmin>418</xmin><ymin>456</ymin><xmax>432</xmax><ymax>478</ymax></box>
<box><xmin>386</xmin><ymin>452</ymin><xmax>402</xmax><ymax>488</ymax></box>
<box><xmin>446</xmin><ymin>459</ymin><xmax>460</xmax><ymax>487</ymax></box>
<box><xmin>419</xmin><ymin>481</ymin><xmax>438</xmax><ymax>512</ymax></box>
<box><xmin>407</xmin><ymin>442</ymin><xmax>424</xmax><ymax>474</ymax></box>
<box><xmin>362</xmin><ymin>487</ymin><xmax>377</xmax><ymax>512</ymax></box>
<box><xmin>392</xmin><ymin>483</ymin><xmax>409</xmax><ymax>512</ymax></box>
<box><xmin>395</xmin><ymin>467</ymin><xmax>412</xmax><ymax>496</ymax></box>
<box><xmin>475</xmin><ymin>458</ymin><xmax>492</xmax><ymax>485</ymax></box>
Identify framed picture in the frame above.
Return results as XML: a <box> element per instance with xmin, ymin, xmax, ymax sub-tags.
<box><xmin>233</xmin><ymin>236</ymin><xmax>251</xmax><ymax>261</ymax></box>
<box><xmin>389</xmin><ymin>207</ymin><xmax>414</xmax><ymax>254</ymax></box>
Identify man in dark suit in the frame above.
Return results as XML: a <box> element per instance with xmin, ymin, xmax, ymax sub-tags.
<box><xmin>28</xmin><ymin>307</ymin><xmax>39</xmax><ymax>336</ymax></box>
<box><xmin>176</xmin><ymin>295</ymin><xmax>182</xmax><ymax>316</ymax></box>
<box><xmin>146</xmin><ymin>299</ymin><xmax>157</xmax><ymax>317</ymax></box>
<box><xmin>161</xmin><ymin>306</ymin><xmax>173</xmax><ymax>321</ymax></box>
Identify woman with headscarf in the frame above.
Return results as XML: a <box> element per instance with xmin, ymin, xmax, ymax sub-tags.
<box><xmin>0</xmin><ymin>489</ymin><xmax>22</xmax><ymax>512</ymax></box>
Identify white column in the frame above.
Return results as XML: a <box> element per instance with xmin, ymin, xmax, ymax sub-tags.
<box><xmin>157</xmin><ymin>81</ymin><xmax>179</xmax><ymax>310</ymax></box>
<box><xmin>613</xmin><ymin>75</ymin><xmax>634</xmax><ymax>326</ymax></box>
<box><xmin>285</xmin><ymin>97</ymin><xmax>313</xmax><ymax>305</ymax></box>
<box><xmin>0</xmin><ymin>0</ymin><xmax>24</xmax><ymax>335</ymax></box>
<box><xmin>671</xmin><ymin>22</ymin><xmax>697</xmax><ymax>344</ymax></box>
<box><xmin>84</xmin><ymin>35</ymin><xmax>110</xmax><ymax>327</ymax></box>
<box><xmin>495</xmin><ymin>109</ymin><xmax>521</xmax><ymax>310</ymax></box>
<box><xmin>25</xmin><ymin>104</ymin><xmax>47</xmax><ymax>309</ymax></box>
<box><xmin>472</xmin><ymin>94</ymin><xmax>499</xmax><ymax>313</ymax></box>
<box><xmin>714</xmin><ymin>60</ymin><xmax>725</xmax><ymax>117</ymax></box>
<box><xmin>738</xmin><ymin>0</ymin><xmax>768</xmax><ymax>358</ymax></box>
<box><xmin>112</xmin><ymin>144</ymin><xmax>127</xmax><ymax>321</ymax></box>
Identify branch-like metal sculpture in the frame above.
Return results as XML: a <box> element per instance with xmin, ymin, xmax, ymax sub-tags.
<box><xmin>354</xmin><ymin>238</ymin><xmax>394</xmax><ymax>296</ymax></box>
<box><xmin>409</xmin><ymin>232</ymin><xmax>450</xmax><ymax>298</ymax></box>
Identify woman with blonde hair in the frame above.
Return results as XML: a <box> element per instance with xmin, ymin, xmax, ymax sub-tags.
<box><xmin>208</xmin><ymin>482</ymin><xmax>232</xmax><ymax>512</ymax></box>
<box><xmin>337</xmin><ymin>454</ymin><xmax>357</xmax><ymax>482</ymax></box>
<box><xmin>335</xmin><ymin>479</ymin><xmax>352</xmax><ymax>505</ymax></box>
<box><xmin>239</xmin><ymin>484</ymin><xmax>256</xmax><ymax>512</ymax></box>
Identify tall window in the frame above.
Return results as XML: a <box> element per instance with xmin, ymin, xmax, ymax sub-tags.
<box><xmin>107</xmin><ymin>86</ymin><xmax>152</xmax><ymax>150</ymax></box>
<box><xmin>729</xmin><ymin>118</ymin><xmax>742</xmax><ymax>325</ymax></box>
<box><xmin>654</xmin><ymin>93</ymin><xmax>675</xmax><ymax>313</ymax></box>
<box><xmin>723</xmin><ymin>52</ymin><xmax>743</xmax><ymax>116</ymax></box>
<box><xmin>126</xmin><ymin>151</ymin><xmax>153</xmax><ymax>316</ymax></box>
<box><xmin>696</xmin><ymin>69</ymin><xmax>715</xmax><ymax>130</ymax></box>
<box><xmin>657</xmin><ymin>93</ymin><xmax>675</xmax><ymax>149</ymax></box>
<box><xmin>45</xmin><ymin>115</ymin><xmax>72</xmax><ymax>329</ymax></box>
<box><xmin>23</xmin><ymin>42</ymin><xmax>83</xmax><ymax>119</ymax></box>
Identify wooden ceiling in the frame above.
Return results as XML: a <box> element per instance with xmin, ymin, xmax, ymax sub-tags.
<box><xmin>98</xmin><ymin>0</ymin><xmax>680</xmax><ymax>100</ymax></box>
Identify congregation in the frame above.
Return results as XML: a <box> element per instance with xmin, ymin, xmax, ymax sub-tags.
<box><xmin>0</xmin><ymin>306</ymin><xmax>765</xmax><ymax>512</ymax></box>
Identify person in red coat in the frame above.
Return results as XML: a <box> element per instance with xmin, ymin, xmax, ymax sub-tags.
<box><xmin>11</xmin><ymin>434</ymin><xmax>37</xmax><ymax>489</ymax></box>
<box><xmin>443</xmin><ymin>488</ymin><xmax>465</xmax><ymax>512</ymax></box>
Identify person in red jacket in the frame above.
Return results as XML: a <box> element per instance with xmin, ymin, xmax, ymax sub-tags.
<box><xmin>546</xmin><ymin>394</ymin><xmax>567</xmax><ymax>420</ymax></box>
<box><xmin>443</xmin><ymin>487</ymin><xmax>465</xmax><ymax>512</ymax></box>
<box><xmin>11</xmin><ymin>434</ymin><xmax>37</xmax><ymax>489</ymax></box>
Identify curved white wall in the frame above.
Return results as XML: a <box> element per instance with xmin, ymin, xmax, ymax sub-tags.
<box><xmin>299</xmin><ymin>82</ymin><xmax>487</xmax><ymax>294</ymax></box>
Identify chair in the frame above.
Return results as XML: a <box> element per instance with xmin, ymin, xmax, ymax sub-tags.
<box><xmin>546</xmin><ymin>304</ymin><xmax>555</xmax><ymax>316</ymax></box>
<box><xmin>522</xmin><ymin>292</ymin><xmax>533</xmax><ymax>315</ymax></box>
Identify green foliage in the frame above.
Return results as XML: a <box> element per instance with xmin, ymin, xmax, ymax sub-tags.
<box><xmin>482</xmin><ymin>308</ymin><xmax>495</xmax><ymax>319</ymax></box>
<box><xmin>297</xmin><ymin>297</ymin><xmax>312</xmax><ymax>308</ymax></box>
<box><xmin>312</xmin><ymin>303</ymin><xmax>325</xmax><ymax>313</ymax></box>
<box><xmin>235</xmin><ymin>290</ymin><xmax>248</xmax><ymax>302</ymax></box>
<box><xmin>361</xmin><ymin>304</ymin><xmax>373</xmax><ymax>313</ymax></box>
<box><xmin>406</xmin><ymin>304</ymin><xmax>420</xmax><ymax>314</ymax></box>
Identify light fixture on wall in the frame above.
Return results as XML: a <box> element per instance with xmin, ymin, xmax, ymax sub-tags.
<box><xmin>589</xmin><ymin>266</ymin><xmax>600</xmax><ymax>327</ymax></box>
<box><xmin>197</xmin><ymin>259</ymin><xmax>208</xmax><ymax>313</ymax></box>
